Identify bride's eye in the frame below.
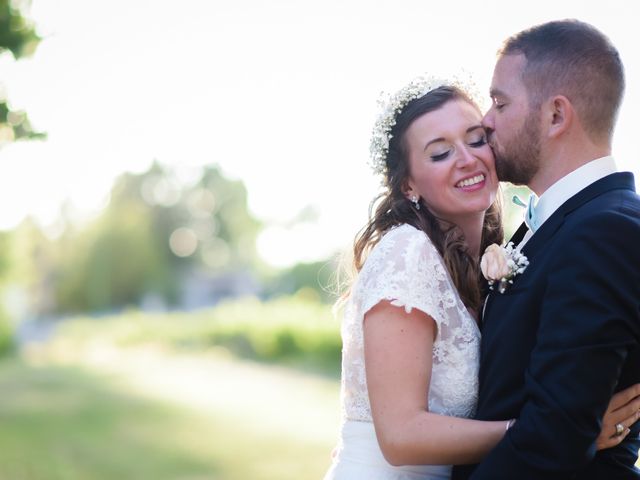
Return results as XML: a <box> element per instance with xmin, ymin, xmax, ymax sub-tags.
<box><xmin>469</xmin><ymin>136</ymin><xmax>487</xmax><ymax>148</ymax></box>
<box><xmin>430</xmin><ymin>150</ymin><xmax>451</xmax><ymax>162</ymax></box>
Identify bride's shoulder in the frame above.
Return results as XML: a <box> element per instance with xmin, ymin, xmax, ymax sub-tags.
<box><xmin>352</xmin><ymin>224</ymin><xmax>452</xmax><ymax>322</ymax></box>
<box><xmin>365</xmin><ymin>223</ymin><xmax>438</xmax><ymax>267</ymax></box>
<box><xmin>378</xmin><ymin>223</ymin><xmax>435</xmax><ymax>251</ymax></box>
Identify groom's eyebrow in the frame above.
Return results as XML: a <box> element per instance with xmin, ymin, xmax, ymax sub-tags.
<box><xmin>489</xmin><ymin>87</ymin><xmax>506</xmax><ymax>99</ymax></box>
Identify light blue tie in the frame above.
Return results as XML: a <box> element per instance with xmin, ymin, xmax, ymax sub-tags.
<box><xmin>512</xmin><ymin>194</ymin><xmax>539</xmax><ymax>233</ymax></box>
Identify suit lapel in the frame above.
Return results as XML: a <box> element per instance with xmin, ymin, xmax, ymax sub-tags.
<box><xmin>481</xmin><ymin>172</ymin><xmax>635</xmax><ymax>329</ymax></box>
<box><xmin>481</xmin><ymin>222</ymin><xmax>526</xmax><ymax>327</ymax></box>
<box><xmin>508</xmin><ymin>222</ymin><xmax>529</xmax><ymax>246</ymax></box>
<box><xmin>520</xmin><ymin>172</ymin><xmax>636</xmax><ymax>260</ymax></box>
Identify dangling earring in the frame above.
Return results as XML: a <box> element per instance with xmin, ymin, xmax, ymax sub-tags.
<box><xmin>411</xmin><ymin>195</ymin><xmax>420</xmax><ymax>210</ymax></box>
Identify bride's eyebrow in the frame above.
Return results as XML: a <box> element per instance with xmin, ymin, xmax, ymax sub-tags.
<box><xmin>423</xmin><ymin>125</ymin><xmax>486</xmax><ymax>151</ymax></box>
<box><xmin>423</xmin><ymin>137</ymin><xmax>445</xmax><ymax>151</ymax></box>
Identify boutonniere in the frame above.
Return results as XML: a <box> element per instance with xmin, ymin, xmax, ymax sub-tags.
<box><xmin>480</xmin><ymin>242</ymin><xmax>530</xmax><ymax>294</ymax></box>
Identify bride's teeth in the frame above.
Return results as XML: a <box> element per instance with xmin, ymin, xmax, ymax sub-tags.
<box><xmin>457</xmin><ymin>174</ymin><xmax>485</xmax><ymax>188</ymax></box>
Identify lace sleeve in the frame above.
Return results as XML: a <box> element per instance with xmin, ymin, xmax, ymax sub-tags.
<box><xmin>354</xmin><ymin>223</ymin><xmax>457</xmax><ymax>330</ymax></box>
<box><xmin>340</xmin><ymin>223</ymin><xmax>479</xmax><ymax>422</ymax></box>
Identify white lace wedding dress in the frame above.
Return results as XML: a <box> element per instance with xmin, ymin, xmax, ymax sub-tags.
<box><xmin>324</xmin><ymin>224</ymin><xmax>480</xmax><ymax>479</ymax></box>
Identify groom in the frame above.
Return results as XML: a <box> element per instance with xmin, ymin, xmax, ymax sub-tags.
<box><xmin>453</xmin><ymin>20</ymin><xmax>640</xmax><ymax>479</ymax></box>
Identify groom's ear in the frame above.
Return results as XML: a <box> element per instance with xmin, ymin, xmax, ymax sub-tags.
<box><xmin>545</xmin><ymin>95</ymin><xmax>574</xmax><ymax>139</ymax></box>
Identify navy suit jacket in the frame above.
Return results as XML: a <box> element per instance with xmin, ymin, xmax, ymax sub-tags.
<box><xmin>453</xmin><ymin>172</ymin><xmax>640</xmax><ymax>479</ymax></box>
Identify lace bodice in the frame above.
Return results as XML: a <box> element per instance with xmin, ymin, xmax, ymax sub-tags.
<box><xmin>340</xmin><ymin>223</ymin><xmax>480</xmax><ymax>422</ymax></box>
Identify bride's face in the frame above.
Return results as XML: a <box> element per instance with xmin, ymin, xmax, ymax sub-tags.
<box><xmin>403</xmin><ymin>99</ymin><xmax>499</xmax><ymax>225</ymax></box>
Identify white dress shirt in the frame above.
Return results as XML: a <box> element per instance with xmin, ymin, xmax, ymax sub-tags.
<box><xmin>517</xmin><ymin>155</ymin><xmax>618</xmax><ymax>248</ymax></box>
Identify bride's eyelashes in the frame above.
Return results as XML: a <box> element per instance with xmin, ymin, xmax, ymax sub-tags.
<box><xmin>431</xmin><ymin>150</ymin><xmax>451</xmax><ymax>162</ymax></box>
<box><xmin>469</xmin><ymin>137</ymin><xmax>487</xmax><ymax>148</ymax></box>
<box><xmin>429</xmin><ymin>136</ymin><xmax>488</xmax><ymax>162</ymax></box>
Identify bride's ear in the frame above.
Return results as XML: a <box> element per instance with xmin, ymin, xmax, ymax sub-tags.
<box><xmin>402</xmin><ymin>179</ymin><xmax>416</xmax><ymax>201</ymax></box>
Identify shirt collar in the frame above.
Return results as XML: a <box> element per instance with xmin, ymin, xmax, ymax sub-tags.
<box><xmin>532</xmin><ymin>156</ymin><xmax>617</xmax><ymax>228</ymax></box>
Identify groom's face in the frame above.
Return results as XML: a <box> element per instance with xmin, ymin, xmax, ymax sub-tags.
<box><xmin>483</xmin><ymin>54</ymin><xmax>541</xmax><ymax>186</ymax></box>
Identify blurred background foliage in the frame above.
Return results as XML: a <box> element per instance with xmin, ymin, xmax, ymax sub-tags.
<box><xmin>0</xmin><ymin>0</ymin><xmax>44</xmax><ymax>144</ymax></box>
<box><xmin>0</xmin><ymin>3</ymin><xmax>531</xmax><ymax>478</ymax></box>
<box><xmin>0</xmin><ymin>160</ymin><xmax>341</xmax><ymax>320</ymax></box>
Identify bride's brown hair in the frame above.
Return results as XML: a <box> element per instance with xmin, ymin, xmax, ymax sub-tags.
<box><xmin>353</xmin><ymin>86</ymin><xmax>503</xmax><ymax>313</ymax></box>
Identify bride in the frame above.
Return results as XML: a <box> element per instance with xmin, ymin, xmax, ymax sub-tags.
<box><xmin>324</xmin><ymin>77</ymin><xmax>639</xmax><ymax>479</ymax></box>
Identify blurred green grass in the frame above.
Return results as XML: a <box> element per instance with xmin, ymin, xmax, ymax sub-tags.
<box><xmin>0</xmin><ymin>359</ymin><xmax>216</xmax><ymax>480</ymax></box>
<box><xmin>0</xmin><ymin>296</ymin><xmax>341</xmax><ymax>480</ymax></box>
<box><xmin>52</xmin><ymin>295</ymin><xmax>342</xmax><ymax>375</ymax></box>
<box><xmin>0</xmin><ymin>356</ymin><xmax>337</xmax><ymax>480</ymax></box>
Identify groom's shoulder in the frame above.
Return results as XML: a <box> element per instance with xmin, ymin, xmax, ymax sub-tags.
<box><xmin>569</xmin><ymin>202</ymin><xmax>640</xmax><ymax>236</ymax></box>
<box><xmin>556</xmin><ymin>189</ymin><xmax>640</xmax><ymax>252</ymax></box>
<box><xmin>601</xmin><ymin>171</ymin><xmax>640</xmax><ymax>213</ymax></box>
<box><xmin>572</xmin><ymin>179</ymin><xmax>640</xmax><ymax>223</ymax></box>
<box><xmin>619</xmin><ymin>186</ymin><xmax>640</xmax><ymax>216</ymax></box>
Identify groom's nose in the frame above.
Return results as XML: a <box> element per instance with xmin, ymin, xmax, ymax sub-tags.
<box><xmin>482</xmin><ymin>109</ymin><xmax>495</xmax><ymax>132</ymax></box>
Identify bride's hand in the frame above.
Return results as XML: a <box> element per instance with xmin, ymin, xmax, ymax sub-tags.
<box><xmin>597</xmin><ymin>383</ymin><xmax>640</xmax><ymax>450</ymax></box>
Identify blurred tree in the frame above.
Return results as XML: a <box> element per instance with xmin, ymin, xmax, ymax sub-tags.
<box><xmin>0</xmin><ymin>305</ymin><xmax>12</xmax><ymax>355</ymax></box>
<box><xmin>196</xmin><ymin>165</ymin><xmax>261</xmax><ymax>268</ymax></box>
<box><xmin>0</xmin><ymin>0</ymin><xmax>44</xmax><ymax>144</ymax></box>
<box><xmin>0</xmin><ymin>231</ymin><xmax>15</xmax><ymax>354</ymax></box>
<box><xmin>0</xmin><ymin>2</ymin><xmax>43</xmax><ymax>351</ymax></box>
<box><xmin>0</xmin><ymin>231</ymin><xmax>10</xmax><ymax>279</ymax></box>
<box><xmin>264</xmin><ymin>260</ymin><xmax>337</xmax><ymax>304</ymax></box>
<box><xmin>0</xmin><ymin>218</ymin><xmax>58</xmax><ymax>333</ymax></box>
<box><xmin>51</xmin><ymin>162</ymin><xmax>261</xmax><ymax>313</ymax></box>
<box><xmin>54</xmin><ymin>202</ymin><xmax>176</xmax><ymax>312</ymax></box>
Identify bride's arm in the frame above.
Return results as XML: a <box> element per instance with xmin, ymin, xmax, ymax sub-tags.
<box><xmin>364</xmin><ymin>300</ymin><xmax>640</xmax><ymax>466</ymax></box>
<box><xmin>364</xmin><ymin>300</ymin><xmax>508</xmax><ymax>466</ymax></box>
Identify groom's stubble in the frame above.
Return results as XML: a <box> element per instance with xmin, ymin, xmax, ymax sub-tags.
<box><xmin>492</xmin><ymin>108</ymin><xmax>542</xmax><ymax>186</ymax></box>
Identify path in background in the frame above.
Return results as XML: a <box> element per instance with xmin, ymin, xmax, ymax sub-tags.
<box><xmin>22</xmin><ymin>341</ymin><xmax>342</xmax><ymax>479</ymax></box>
<box><xmin>66</xmin><ymin>343</ymin><xmax>341</xmax><ymax>443</ymax></box>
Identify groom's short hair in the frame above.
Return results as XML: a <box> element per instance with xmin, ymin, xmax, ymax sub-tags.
<box><xmin>500</xmin><ymin>19</ymin><xmax>625</xmax><ymax>144</ymax></box>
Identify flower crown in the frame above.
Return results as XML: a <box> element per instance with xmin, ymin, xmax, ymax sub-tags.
<box><xmin>369</xmin><ymin>74</ymin><xmax>479</xmax><ymax>176</ymax></box>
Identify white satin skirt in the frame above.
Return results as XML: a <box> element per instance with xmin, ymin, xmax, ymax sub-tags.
<box><xmin>323</xmin><ymin>420</ymin><xmax>451</xmax><ymax>480</ymax></box>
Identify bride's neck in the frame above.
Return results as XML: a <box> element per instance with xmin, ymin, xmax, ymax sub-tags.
<box><xmin>454</xmin><ymin>214</ymin><xmax>485</xmax><ymax>261</ymax></box>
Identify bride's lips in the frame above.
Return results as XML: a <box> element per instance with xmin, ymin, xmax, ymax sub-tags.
<box><xmin>455</xmin><ymin>173</ymin><xmax>486</xmax><ymax>192</ymax></box>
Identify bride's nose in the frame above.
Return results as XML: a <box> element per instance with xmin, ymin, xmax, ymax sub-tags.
<box><xmin>456</xmin><ymin>145</ymin><xmax>477</xmax><ymax>168</ymax></box>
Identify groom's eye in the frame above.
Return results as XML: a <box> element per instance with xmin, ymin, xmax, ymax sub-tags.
<box><xmin>492</xmin><ymin>98</ymin><xmax>506</xmax><ymax>111</ymax></box>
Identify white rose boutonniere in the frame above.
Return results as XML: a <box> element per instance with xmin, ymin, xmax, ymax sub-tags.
<box><xmin>480</xmin><ymin>242</ymin><xmax>529</xmax><ymax>293</ymax></box>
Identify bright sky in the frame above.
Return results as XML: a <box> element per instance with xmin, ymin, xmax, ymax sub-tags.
<box><xmin>1</xmin><ymin>0</ymin><xmax>638</xmax><ymax>267</ymax></box>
